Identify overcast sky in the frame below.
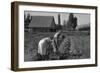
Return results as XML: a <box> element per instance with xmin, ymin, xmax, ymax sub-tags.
<box><xmin>24</xmin><ymin>11</ymin><xmax>90</xmax><ymax>26</ymax></box>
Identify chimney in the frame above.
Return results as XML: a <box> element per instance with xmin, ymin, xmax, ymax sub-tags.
<box><xmin>58</xmin><ymin>14</ymin><xmax>61</xmax><ymax>25</ymax></box>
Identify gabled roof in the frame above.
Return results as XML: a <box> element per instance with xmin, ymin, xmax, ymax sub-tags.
<box><xmin>29</xmin><ymin>16</ymin><xmax>55</xmax><ymax>27</ymax></box>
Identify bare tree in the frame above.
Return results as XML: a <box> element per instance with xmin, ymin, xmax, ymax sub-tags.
<box><xmin>24</xmin><ymin>13</ymin><xmax>32</xmax><ymax>28</ymax></box>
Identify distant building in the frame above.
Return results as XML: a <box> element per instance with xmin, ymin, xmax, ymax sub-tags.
<box><xmin>77</xmin><ymin>24</ymin><xmax>90</xmax><ymax>31</ymax></box>
<box><xmin>28</xmin><ymin>16</ymin><xmax>57</xmax><ymax>32</ymax></box>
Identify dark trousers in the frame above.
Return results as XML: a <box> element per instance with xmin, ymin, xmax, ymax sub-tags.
<box><xmin>37</xmin><ymin>53</ymin><xmax>49</xmax><ymax>61</ymax></box>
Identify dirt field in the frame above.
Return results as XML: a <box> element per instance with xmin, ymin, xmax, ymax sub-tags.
<box><xmin>24</xmin><ymin>30</ymin><xmax>90</xmax><ymax>61</ymax></box>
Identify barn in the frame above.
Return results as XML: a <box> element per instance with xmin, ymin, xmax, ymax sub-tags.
<box><xmin>28</xmin><ymin>16</ymin><xmax>57</xmax><ymax>32</ymax></box>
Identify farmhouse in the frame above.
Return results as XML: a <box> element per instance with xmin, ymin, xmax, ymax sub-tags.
<box><xmin>29</xmin><ymin>16</ymin><xmax>57</xmax><ymax>32</ymax></box>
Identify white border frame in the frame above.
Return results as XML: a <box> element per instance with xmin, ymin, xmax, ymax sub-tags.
<box><xmin>18</xmin><ymin>5</ymin><xmax>96</xmax><ymax>68</ymax></box>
